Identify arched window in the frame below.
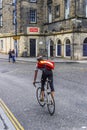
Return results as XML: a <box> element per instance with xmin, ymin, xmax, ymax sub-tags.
<box><xmin>83</xmin><ymin>38</ymin><xmax>87</xmax><ymax>56</ymax></box>
<box><xmin>65</xmin><ymin>39</ymin><xmax>71</xmax><ymax>56</ymax></box>
<box><xmin>57</xmin><ymin>40</ymin><xmax>61</xmax><ymax>56</ymax></box>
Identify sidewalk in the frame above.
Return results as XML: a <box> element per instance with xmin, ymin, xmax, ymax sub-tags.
<box><xmin>0</xmin><ymin>53</ymin><xmax>87</xmax><ymax>63</ymax></box>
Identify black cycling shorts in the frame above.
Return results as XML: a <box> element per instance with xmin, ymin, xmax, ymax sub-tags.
<box><xmin>41</xmin><ymin>69</ymin><xmax>54</xmax><ymax>92</ymax></box>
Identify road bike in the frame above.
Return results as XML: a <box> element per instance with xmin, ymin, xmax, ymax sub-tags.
<box><xmin>34</xmin><ymin>79</ymin><xmax>55</xmax><ymax>116</ymax></box>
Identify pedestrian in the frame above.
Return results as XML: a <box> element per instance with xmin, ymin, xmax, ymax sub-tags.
<box><xmin>8</xmin><ymin>49</ymin><xmax>12</xmax><ymax>62</ymax></box>
<box><xmin>12</xmin><ymin>49</ymin><xmax>16</xmax><ymax>63</ymax></box>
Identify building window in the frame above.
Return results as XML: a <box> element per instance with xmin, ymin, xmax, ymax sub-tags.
<box><xmin>55</xmin><ymin>5</ymin><xmax>60</xmax><ymax>18</ymax></box>
<box><xmin>86</xmin><ymin>0</ymin><xmax>87</xmax><ymax>17</ymax></box>
<box><xmin>13</xmin><ymin>0</ymin><xmax>15</xmax><ymax>3</ymax></box>
<box><xmin>65</xmin><ymin>0</ymin><xmax>70</xmax><ymax>19</ymax></box>
<box><xmin>0</xmin><ymin>0</ymin><xmax>2</xmax><ymax>9</ymax></box>
<box><xmin>29</xmin><ymin>0</ymin><xmax>37</xmax><ymax>3</ymax></box>
<box><xmin>29</xmin><ymin>9</ymin><xmax>37</xmax><ymax>23</ymax></box>
<box><xmin>13</xmin><ymin>10</ymin><xmax>16</xmax><ymax>24</ymax></box>
<box><xmin>57</xmin><ymin>40</ymin><xmax>61</xmax><ymax>56</ymax></box>
<box><xmin>76</xmin><ymin>0</ymin><xmax>80</xmax><ymax>15</ymax></box>
<box><xmin>47</xmin><ymin>0</ymin><xmax>52</xmax><ymax>5</ymax></box>
<box><xmin>12</xmin><ymin>0</ymin><xmax>16</xmax><ymax>6</ymax></box>
<box><xmin>83</xmin><ymin>38</ymin><xmax>87</xmax><ymax>56</ymax></box>
<box><xmin>0</xmin><ymin>40</ymin><xmax>3</xmax><ymax>50</ymax></box>
<box><xmin>48</xmin><ymin>5</ymin><xmax>52</xmax><ymax>23</ymax></box>
<box><xmin>65</xmin><ymin>39</ymin><xmax>71</xmax><ymax>56</ymax></box>
<box><xmin>0</xmin><ymin>15</ymin><xmax>2</xmax><ymax>26</ymax></box>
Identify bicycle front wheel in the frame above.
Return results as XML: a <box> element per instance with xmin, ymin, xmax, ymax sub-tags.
<box><xmin>36</xmin><ymin>87</ymin><xmax>45</xmax><ymax>107</ymax></box>
<box><xmin>47</xmin><ymin>94</ymin><xmax>55</xmax><ymax>115</ymax></box>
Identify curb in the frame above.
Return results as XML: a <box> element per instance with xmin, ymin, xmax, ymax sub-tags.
<box><xmin>0</xmin><ymin>56</ymin><xmax>87</xmax><ymax>63</ymax></box>
<box><xmin>0</xmin><ymin>57</ymin><xmax>77</xmax><ymax>63</ymax></box>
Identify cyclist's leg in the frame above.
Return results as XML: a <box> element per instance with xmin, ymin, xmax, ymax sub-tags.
<box><xmin>47</xmin><ymin>72</ymin><xmax>55</xmax><ymax>115</ymax></box>
<box><xmin>41</xmin><ymin>73</ymin><xmax>47</xmax><ymax>101</ymax></box>
<box><xmin>48</xmin><ymin>71</ymin><xmax>55</xmax><ymax>99</ymax></box>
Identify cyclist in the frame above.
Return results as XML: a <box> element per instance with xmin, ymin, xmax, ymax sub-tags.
<box><xmin>33</xmin><ymin>55</ymin><xmax>55</xmax><ymax>101</ymax></box>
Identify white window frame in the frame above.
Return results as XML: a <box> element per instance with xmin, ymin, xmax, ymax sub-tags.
<box><xmin>29</xmin><ymin>0</ymin><xmax>37</xmax><ymax>3</ymax></box>
<box><xmin>0</xmin><ymin>0</ymin><xmax>2</xmax><ymax>9</ymax></box>
<box><xmin>86</xmin><ymin>0</ymin><xmax>87</xmax><ymax>17</ymax></box>
<box><xmin>0</xmin><ymin>15</ymin><xmax>2</xmax><ymax>26</ymax></box>
<box><xmin>65</xmin><ymin>0</ymin><xmax>70</xmax><ymax>19</ymax></box>
<box><xmin>0</xmin><ymin>40</ymin><xmax>3</xmax><ymax>50</ymax></box>
<box><xmin>48</xmin><ymin>5</ymin><xmax>52</xmax><ymax>23</ymax></box>
<box><xmin>55</xmin><ymin>5</ymin><xmax>60</xmax><ymax>18</ymax></box>
<box><xmin>29</xmin><ymin>9</ymin><xmax>37</xmax><ymax>23</ymax></box>
<box><xmin>13</xmin><ymin>10</ymin><xmax>16</xmax><ymax>24</ymax></box>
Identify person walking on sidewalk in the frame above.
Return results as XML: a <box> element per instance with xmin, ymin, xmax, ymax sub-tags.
<box><xmin>8</xmin><ymin>49</ymin><xmax>12</xmax><ymax>62</ymax></box>
<box><xmin>12</xmin><ymin>49</ymin><xmax>16</xmax><ymax>63</ymax></box>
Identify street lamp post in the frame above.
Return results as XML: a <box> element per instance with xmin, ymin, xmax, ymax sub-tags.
<box><xmin>14</xmin><ymin>0</ymin><xmax>18</xmax><ymax>57</ymax></box>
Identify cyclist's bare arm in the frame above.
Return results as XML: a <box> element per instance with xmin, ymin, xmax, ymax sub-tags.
<box><xmin>33</xmin><ymin>70</ymin><xmax>38</xmax><ymax>85</ymax></box>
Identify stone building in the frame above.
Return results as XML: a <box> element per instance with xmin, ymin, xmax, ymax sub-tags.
<box><xmin>0</xmin><ymin>0</ymin><xmax>87</xmax><ymax>60</ymax></box>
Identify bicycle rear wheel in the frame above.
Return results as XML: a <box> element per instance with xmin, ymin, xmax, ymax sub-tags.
<box><xmin>36</xmin><ymin>87</ymin><xmax>45</xmax><ymax>107</ymax></box>
<box><xmin>47</xmin><ymin>93</ymin><xmax>55</xmax><ymax>115</ymax></box>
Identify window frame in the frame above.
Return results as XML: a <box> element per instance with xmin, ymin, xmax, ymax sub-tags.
<box><xmin>29</xmin><ymin>9</ymin><xmax>37</xmax><ymax>23</ymax></box>
<box><xmin>0</xmin><ymin>0</ymin><xmax>2</xmax><ymax>9</ymax></box>
<box><xmin>47</xmin><ymin>5</ymin><xmax>52</xmax><ymax>23</ymax></box>
<box><xmin>65</xmin><ymin>0</ymin><xmax>70</xmax><ymax>19</ymax></box>
<box><xmin>0</xmin><ymin>15</ymin><xmax>2</xmax><ymax>26</ymax></box>
<box><xmin>29</xmin><ymin>0</ymin><xmax>37</xmax><ymax>3</ymax></box>
<box><xmin>86</xmin><ymin>0</ymin><xmax>87</xmax><ymax>17</ymax></box>
<box><xmin>55</xmin><ymin>5</ymin><xmax>60</xmax><ymax>18</ymax></box>
<box><xmin>13</xmin><ymin>10</ymin><xmax>16</xmax><ymax>25</ymax></box>
<box><xmin>0</xmin><ymin>40</ymin><xmax>3</xmax><ymax>50</ymax></box>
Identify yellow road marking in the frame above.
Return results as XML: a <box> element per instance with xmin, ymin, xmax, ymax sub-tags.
<box><xmin>0</xmin><ymin>99</ymin><xmax>24</xmax><ymax>130</ymax></box>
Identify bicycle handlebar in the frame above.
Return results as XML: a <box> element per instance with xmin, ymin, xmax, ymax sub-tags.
<box><xmin>34</xmin><ymin>81</ymin><xmax>41</xmax><ymax>83</ymax></box>
<box><xmin>33</xmin><ymin>81</ymin><xmax>41</xmax><ymax>88</ymax></box>
<box><xmin>33</xmin><ymin>79</ymin><xmax>51</xmax><ymax>87</ymax></box>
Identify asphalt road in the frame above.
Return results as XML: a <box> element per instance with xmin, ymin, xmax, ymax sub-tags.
<box><xmin>0</xmin><ymin>60</ymin><xmax>87</xmax><ymax>130</ymax></box>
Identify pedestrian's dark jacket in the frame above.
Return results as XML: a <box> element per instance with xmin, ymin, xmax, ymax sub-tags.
<box><xmin>8</xmin><ymin>50</ymin><xmax>12</xmax><ymax>58</ymax></box>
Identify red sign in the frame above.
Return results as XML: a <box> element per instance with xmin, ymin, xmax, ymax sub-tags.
<box><xmin>29</xmin><ymin>27</ymin><xmax>39</xmax><ymax>32</ymax></box>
